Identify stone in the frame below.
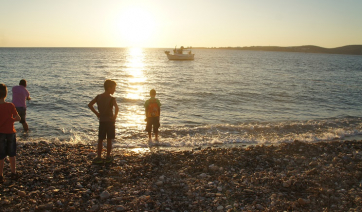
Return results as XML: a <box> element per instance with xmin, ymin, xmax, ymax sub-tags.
<box><xmin>18</xmin><ymin>190</ymin><xmax>26</xmax><ymax>197</ymax></box>
<box><xmin>256</xmin><ymin>204</ymin><xmax>263</xmax><ymax>210</ymax></box>
<box><xmin>3</xmin><ymin>199</ymin><xmax>11</xmax><ymax>205</ymax></box>
<box><xmin>209</xmin><ymin>164</ymin><xmax>219</xmax><ymax>171</ymax></box>
<box><xmin>199</xmin><ymin>173</ymin><xmax>207</xmax><ymax>178</ymax></box>
<box><xmin>90</xmin><ymin>205</ymin><xmax>99</xmax><ymax>212</ymax></box>
<box><xmin>38</xmin><ymin>202</ymin><xmax>53</xmax><ymax>210</ymax></box>
<box><xmin>283</xmin><ymin>180</ymin><xmax>292</xmax><ymax>188</ymax></box>
<box><xmin>100</xmin><ymin>190</ymin><xmax>110</xmax><ymax>200</ymax></box>
<box><xmin>298</xmin><ymin>198</ymin><xmax>306</xmax><ymax>206</ymax></box>
<box><xmin>76</xmin><ymin>182</ymin><xmax>83</xmax><ymax>188</ymax></box>
<box><xmin>156</xmin><ymin>181</ymin><xmax>163</xmax><ymax>186</ymax></box>
<box><xmin>116</xmin><ymin>205</ymin><xmax>126</xmax><ymax>211</ymax></box>
<box><xmin>111</xmin><ymin>197</ymin><xmax>123</xmax><ymax>202</ymax></box>
<box><xmin>88</xmin><ymin>152</ymin><xmax>97</xmax><ymax>157</ymax></box>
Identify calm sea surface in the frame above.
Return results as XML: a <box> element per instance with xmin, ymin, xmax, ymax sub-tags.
<box><xmin>1</xmin><ymin>48</ymin><xmax>361</xmax><ymax>148</ymax></box>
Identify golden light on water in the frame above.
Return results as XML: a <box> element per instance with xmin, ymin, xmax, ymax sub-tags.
<box><xmin>125</xmin><ymin>47</ymin><xmax>146</xmax><ymax>100</ymax></box>
<box><xmin>121</xmin><ymin>47</ymin><xmax>147</xmax><ymax>129</ymax></box>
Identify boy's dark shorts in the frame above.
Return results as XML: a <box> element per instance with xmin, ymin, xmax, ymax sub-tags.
<box><xmin>99</xmin><ymin>121</ymin><xmax>115</xmax><ymax>140</ymax></box>
<box><xmin>0</xmin><ymin>133</ymin><xmax>17</xmax><ymax>160</ymax></box>
<box><xmin>146</xmin><ymin>117</ymin><xmax>160</xmax><ymax>133</ymax></box>
<box><xmin>16</xmin><ymin>107</ymin><xmax>26</xmax><ymax>123</ymax></box>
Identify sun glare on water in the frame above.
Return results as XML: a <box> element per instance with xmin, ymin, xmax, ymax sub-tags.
<box><xmin>125</xmin><ymin>47</ymin><xmax>146</xmax><ymax>100</ymax></box>
<box><xmin>119</xmin><ymin>47</ymin><xmax>147</xmax><ymax>130</ymax></box>
<box><xmin>114</xmin><ymin>7</ymin><xmax>156</xmax><ymax>47</ymax></box>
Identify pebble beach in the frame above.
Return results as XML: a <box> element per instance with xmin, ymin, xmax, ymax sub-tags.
<box><xmin>1</xmin><ymin>140</ymin><xmax>362</xmax><ymax>211</ymax></box>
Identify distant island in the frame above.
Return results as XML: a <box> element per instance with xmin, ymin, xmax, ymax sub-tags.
<box><xmin>194</xmin><ymin>45</ymin><xmax>362</xmax><ymax>55</ymax></box>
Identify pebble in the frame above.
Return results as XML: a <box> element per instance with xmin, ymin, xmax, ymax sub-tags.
<box><xmin>18</xmin><ymin>191</ymin><xmax>26</xmax><ymax>197</ymax></box>
<box><xmin>156</xmin><ymin>181</ymin><xmax>163</xmax><ymax>186</ymax></box>
<box><xmin>282</xmin><ymin>180</ymin><xmax>292</xmax><ymax>187</ymax></box>
<box><xmin>209</xmin><ymin>164</ymin><xmax>219</xmax><ymax>171</ymax></box>
<box><xmin>76</xmin><ymin>182</ymin><xmax>83</xmax><ymax>188</ymax></box>
<box><xmin>0</xmin><ymin>140</ymin><xmax>361</xmax><ymax>211</ymax></box>
<box><xmin>90</xmin><ymin>205</ymin><xmax>99</xmax><ymax>211</ymax></box>
<box><xmin>100</xmin><ymin>190</ymin><xmax>110</xmax><ymax>200</ymax></box>
<box><xmin>256</xmin><ymin>204</ymin><xmax>263</xmax><ymax>210</ymax></box>
<box><xmin>225</xmin><ymin>205</ymin><xmax>232</xmax><ymax>209</ymax></box>
<box><xmin>88</xmin><ymin>152</ymin><xmax>97</xmax><ymax>157</ymax></box>
<box><xmin>3</xmin><ymin>199</ymin><xmax>11</xmax><ymax>205</ymax></box>
<box><xmin>37</xmin><ymin>202</ymin><xmax>53</xmax><ymax>210</ymax></box>
<box><xmin>116</xmin><ymin>205</ymin><xmax>126</xmax><ymax>211</ymax></box>
<box><xmin>199</xmin><ymin>173</ymin><xmax>207</xmax><ymax>178</ymax></box>
<box><xmin>111</xmin><ymin>197</ymin><xmax>123</xmax><ymax>202</ymax></box>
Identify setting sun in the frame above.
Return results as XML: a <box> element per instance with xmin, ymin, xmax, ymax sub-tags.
<box><xmin>114</xmin><ymin>7</ymin><xmax>156</xmax><ymax>47</ymax></box>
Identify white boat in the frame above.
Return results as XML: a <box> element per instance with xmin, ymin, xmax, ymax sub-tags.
<box><xmin>165</xmin><ymin>46</ymin><xmax>194</xmax><ymax>60</ymax></box>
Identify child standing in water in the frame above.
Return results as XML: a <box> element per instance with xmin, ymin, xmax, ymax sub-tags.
<box><xmin>12</xmin><ymin>79</ymin><xmax>31</xmax><ymax>132</ymax></box>
<box><xmin>144</xmin><ymin>89</ymin><xmax>161</xmax><ymax>142</ymax></box>
<box><xmin>0</xmin><ymin>84</ymin><xmax>21</xmax><ymax>183</ymax></box>
<box><xmin>88</xmin><ymin>80</ymin><xmax>119</xmax><ymax>164</ymax></box>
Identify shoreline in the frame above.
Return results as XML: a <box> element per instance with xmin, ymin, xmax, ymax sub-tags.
<box><xmin>1</xmin><ymin>140</ymin><xmax>362</xmax><ymax>211</ymax></box>
<box><xmin>118</xmin><ymin>134</ymin><xmax>362</xmax><ymax>153</ymax></box>
<box><xmin>15</xmin><ymin>133</ymin><xmax>362</xmax><ymax>153</ymax></box>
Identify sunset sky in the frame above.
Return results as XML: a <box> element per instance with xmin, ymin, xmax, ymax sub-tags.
<box><xmin>1</xmin><ymin>0</ymin><xmax>362</xmax><ymax>48</ymax></box>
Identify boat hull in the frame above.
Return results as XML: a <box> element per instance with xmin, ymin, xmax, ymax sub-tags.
<box><xmin>166</xmin><ymin>53</ymin><xmax>194</xmax><ymax>60</ymax></box>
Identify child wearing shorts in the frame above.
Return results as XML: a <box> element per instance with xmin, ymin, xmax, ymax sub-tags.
<box><xmin>88</xmin><ymin>80</ymin><xmax>119</xmax><ymax>164</ymax></box>
<box><xmin>0</xmin><ymin>84</ymin><xmax>21</xmax><ymax>183</ymax></box>
<box><xmin>144</xmin><ymin>89</ymin><xmax>161</xmax><ymax>142</ymax></box>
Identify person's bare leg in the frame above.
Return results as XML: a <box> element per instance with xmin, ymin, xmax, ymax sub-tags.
<box><xmin>97</xmin><ymin>139</ymin><xmax>103</xmax><ymax>158</ymax></box>
<box><xmin>106</xmin><ymin>139</ymin><xmax>112</xmax><ymax>157</ymax></box>
<box><xmin>22</xmin><ymin>122</ymin><xmax>29</xmax><ymax>132</ymax></box>
<box><xmin>155</xmin><ymin>132</ymin><xmax>159</xmax><ymax>141</ymax></box>
<box><xmin>9</xmin><ymin>156</ymin><xmax>16</xmax><ymax>173</ymax></box>
<box><xmin>0</xmin><ymin>159</ymin><xmax>4</xmax><ymax>177</ymax></box>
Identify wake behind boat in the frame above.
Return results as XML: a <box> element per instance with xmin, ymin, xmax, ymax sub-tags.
<box><xmin>165</xmin><ymin>46</ymin><xmax>194</xmax><ymax>60</ymax></box>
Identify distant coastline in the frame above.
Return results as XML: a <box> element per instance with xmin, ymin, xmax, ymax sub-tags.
<box><xmin>194</xmin><ymin>45</ymin><xmax>362</xmax><ymax>55</ymax></box>
<box><xmin>1</xmin><ymin>45</ymin><xmax>362</xmax><ymax>55</ymax></box>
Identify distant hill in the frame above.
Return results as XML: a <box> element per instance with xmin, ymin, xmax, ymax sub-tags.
<box><xmin>197</xmin><ymin>45</ymin><xmax>362</xmax><ymax>55</ymax></box>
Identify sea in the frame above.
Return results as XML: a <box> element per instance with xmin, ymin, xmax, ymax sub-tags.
<box><xmin>1</xmin><ymin>47</ymin><xmax>362</xmax><ymax>149</ymax></box>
